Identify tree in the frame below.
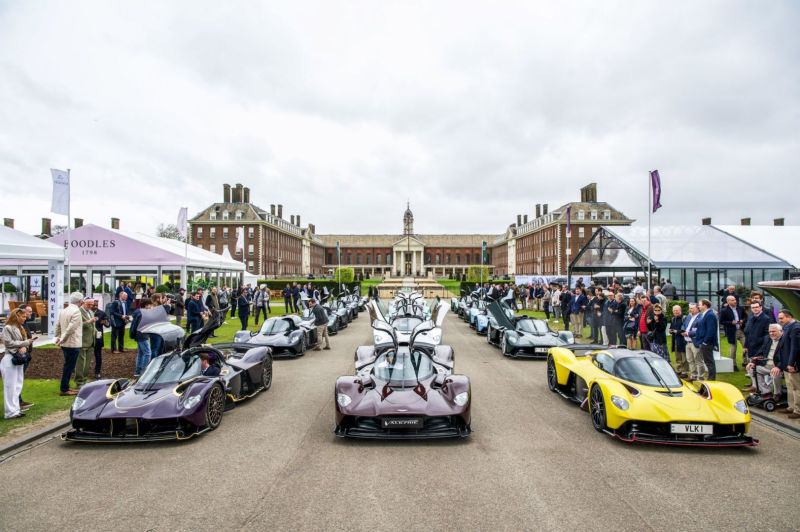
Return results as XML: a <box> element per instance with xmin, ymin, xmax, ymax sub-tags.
<box><xmin>466</xmin><ymin>265</ymin><xmax>490</xmax><ymax>283</ymax></box>
<box><xmin>333</xmin><ymin>267</ymin><xmax>355</xmax><ymax>285</ymax></box>
<box><xmin>157</xmin><ymin>223</ymin><xmax>185</xmax><ymax>242</ymax></box>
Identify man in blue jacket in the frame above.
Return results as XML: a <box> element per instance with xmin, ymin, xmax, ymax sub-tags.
<box><xmin>569</xmin><ymin>288</ymin><xmax>588</xmax><ymax>339</ymax></box>
<box><xmin>693</xmin><ymin>299</ymin><xmax>719</xmax><ymax>380</ymax></box>
<box><xmin>744</xmin><ymin>300</ymin><xmax>772</xmax><ymax>366</ymax></box>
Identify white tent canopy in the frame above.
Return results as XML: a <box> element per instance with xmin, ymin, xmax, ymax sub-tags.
<box><xmin>0</xmin><ymin>225</ymin><xmax>65</xmax><ymax>261</ymax></box>
<box><xmin>713</xmin><ymin>225</ymin><xmax>800</xmax><ymax>270</ymax></box>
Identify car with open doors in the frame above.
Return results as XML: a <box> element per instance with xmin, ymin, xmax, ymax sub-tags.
<box><xmin>63</xmin><ymin>308</ymin><xmax>273</xmax><ymax>442</ymax></box>
<box><xmin>486</xmin><ymin>301</ymin><xmax>574</xmax><ymax>357</ymax></box>
<box><xmin>334</xmin><ymin>318</ymin><xmax>470</xmax><ymax>439</ymax></box>
<box><xmin>235</xmin><ymin>314</ymin><xmax>317</xmax><ymax>357</ymax></box>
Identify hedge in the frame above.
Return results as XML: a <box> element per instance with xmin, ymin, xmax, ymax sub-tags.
<box><xmin>256</xmin><ymin>279</ymin><xmax>361</xmax><ymax>294</ymax></box>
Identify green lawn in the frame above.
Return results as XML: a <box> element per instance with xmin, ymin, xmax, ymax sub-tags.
<box><xmin>0</xmin><ymin>379</ymin><xmax>76</xmax><ymax>437</ymax></box>
<box><xmin>436</xmin><ymin>279</ymin><xmax>461</xmax><ymax>296</ymax></box>
<box><xmin>514</xmin><ymin>308</ymin><xmax>750</xmax><ymax>389</ymax></box>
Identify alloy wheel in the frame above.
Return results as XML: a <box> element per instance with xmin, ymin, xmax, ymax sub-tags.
<box><xmin>589</xmin><ymin>385</ymin><xmax>606</xmax><ymax>432</ymax></box>
<box><xmin>205</xmin><ymin>385</ymin><xmax>225</xmax><ymax>429</ymax></box>
<box><xmin>547</xmin><ymin>357</ymin><xmax>557</xmax><ymax>392</ymax></box>
<box><xmin>261</xmin><ymin>358</ymin><xmax>273</xmax><ymax>390</ymax></box>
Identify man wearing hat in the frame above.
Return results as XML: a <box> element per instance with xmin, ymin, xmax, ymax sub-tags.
<box><xmin>174</xmin><ymin>287</ymin><xmax>186</xmax><ymax>327</ymax></box>
<box><xmin>75</xmin><ymin>297</ymin><xmax>97</xmax><ymax>388</ymax></box>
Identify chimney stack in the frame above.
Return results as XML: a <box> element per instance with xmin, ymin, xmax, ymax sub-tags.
<box><xmin>309</xmin><ymin>223</ymin><xmax>315</xmax><ymax>234</ymax></box>
<box><xmin>543</xmin><ymin>204</ymin><xmax>549</xmax><ymax>215</ymax></box>
<box><xmin>296</xmin><ymin>215</ymin><xmax>301</xmax><ymax>227</ymax></box>
<box><xmin>243</xmin><ymin>187</ymin><xmax>250</xmax><ymax>203</ymax></box>
<box><xmin>223</xmin><ymin>184</ymin><xmax>231</xmax><ymax>203</ymax></box>
<box><xmin>701</xmin><ymin>217</ymin><xmax>711</xmax><ymax>226</ymax></box>
<box><xmin>270</xmin><ymin>204</ymin><xmax>276</xmax><ymax>216</ymax></box>
<box><xmin>517</xmin><ymin>214</ymin><xmax>522</xmax><ymax>226</ymax></box>
<box><xmin>290</xmin><ymin>215</ymin><xmax>296</xmax><ymax>225</ymax></box>
<box><xmin>580</xmin><ymin>183</ymin><xmax>598</xmax><ymax>203</ymax></box>
<box><xmin>74</xmin><ymin>218</ymin><xmax>84</xmax><ymax>228</ymax></box>
<box><xmin>111</xmin><ymin>217</ymin><xmax>120</xmax><ymax>229</ymax></box>
<box><xmin>741</xmin><ymin>217</ymin><xmax>751</xmax><ymax>226</ymax></box>
<box><xmin>277</xmin><ymin>204</ymin><xmax>283</xmax><ymax>219</ymax></box>
<box><xmin>3</xmin><ymin>218</ymin><xmax>13</xmax><ymax>229</ymax></box>
<box><xmin>523</xmin><ymin>214</ymin><xmax>528</xmax><ymax>224</ymax></box>
<box><xmin>535</xmin><ymin>204</ymin><xmax>541</xmax><ymax>218</ymax></box>
<box><xmin>232</xmin><ymin>183</ymin><xmax>243</xmax><ymax>203</ymax></box>
<box><xmin>774</xmin><ymin>217</ymin><xmax>785</xmax><ymax>226</ymax></box>
<box><xmin>42</xmin><ymin>217</ymin><xmax>52</xmax><ymax>236</ymax></box>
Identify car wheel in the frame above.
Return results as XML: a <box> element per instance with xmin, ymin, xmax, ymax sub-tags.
<box><xmin>261</xmin><ymin>357</ymin><xmax>273</xmax><ymax>390</ymax></box>
<box><xmin>204</xmin><ymin>385</ymin><xmax>225</xmax><ymax>430</ymax></box>
<box><xmin>500</xmin><ymin>334</ymin><xmax>508</xmax><ymax>355</ymax></box>
<box><xmin>486</xmin><ymin>325</ymin><xmax>492</xmax><ymax>343</ymax></box>
<box><xmin>589</xmin><ymin>385</ymin><xmax>607</xmax><ymax>432</ymax></box>
<box><xmin>298</xmin><ymin>336</ymin><xmax>306</xmax><ymax>355</ymax></box>
<box><xmin>547</xmin><ymin>357</ymin><xmax>558</xmax><ymax>392</ymax></box>
<box><xmin>764</xmin><ymin>400</ymin><xmax>775</xmax><ymax>413</ymax></box>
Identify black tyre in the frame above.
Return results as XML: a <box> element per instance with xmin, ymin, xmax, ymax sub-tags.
<box><xmin>500</xmin><ymin>334</ymin><xmax>509</xmax><ymax>356</ymax></box>
<box><xmin>261</xmin><ymin>357</ymin><xmax>273</xmax><ymax>391</ymax></box>
<box><xmin>486</xmin><ymin>325</ymin><xmax>493</xmax><ymax>344</ymax></box>
<box><xmin>764</xmin><ymin>400</ymin><xmax>775</xmax><ymax>413</ymax></box>
<box><xmin>547</xmin><ymin>357</ymin><xmax>558</xmax><ymax>392</ymax></box>
<box><xmin>589</xmin><ymin>385</ymin><xmax>607</xmax><ymax>432</ymax></box>
<box><xmin>204</xmin><ymin>385</ymin><xmax>225</xmax><ymax>430</ymax></box>
<box><xmin>297</xmin><ymin>336</ymin><xmax>306</xmax><ymax>355</ymax></box>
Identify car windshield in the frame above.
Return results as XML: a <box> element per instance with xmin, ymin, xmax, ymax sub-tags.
<box><xmin>517</xmin><ymin>319</ymin><xmax>549</xmax><ymax>334</ymax></box>
<box><xmin>614</xmin><ymin>356</ymin><xmax>682</xmax><ymax>388</ymax></box>
<box><xmin>138</xmin><ymin>354</ymin><xmax>200</xmax><ymax>385</ymax></box>
<box><xmin>392</xmin><ymin>317</ymin><xmax>423</xmax><ymax>333</ymax></box>
<box><xmin>373</xmin><ymin>350</ymin><xmax>435</xmax><ymax>384</ymax></box>
<box><xmin>260</xmin><ymin>319</ymin><xmax>291</xmax><ymax>335</ymax></box>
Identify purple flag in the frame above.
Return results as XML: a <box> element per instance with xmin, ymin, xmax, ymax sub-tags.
<box><xmin>566</xmin><ymin>206</ymin><xmax>572</xmax><ymax>237</ymax></box>
<box><xmin>650</xmin><ymin>170</ymin><xmax>662</xmax><ymax>213</ymax></box>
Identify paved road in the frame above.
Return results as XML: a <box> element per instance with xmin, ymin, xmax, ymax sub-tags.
<box><xmin>3</xmin><ymin>312</ymin><xmax>799</xmax><ymax>531</ymax></box>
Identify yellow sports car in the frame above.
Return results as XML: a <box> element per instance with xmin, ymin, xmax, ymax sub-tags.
<box><xmin>547</xmin><ymin>346</ymin><xmax>757</xmax><ymax>446</ymax></box>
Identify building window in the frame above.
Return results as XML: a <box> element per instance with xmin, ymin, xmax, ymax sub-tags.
<box><xmin>223</xmin><ymin>227</ymin><xmax>229</xmax><ymax>238</ymax></box>
<box><xmin>435</xmin><ymin>254</ymin><xmax>441</xmax><ymax>264</ymax></box>
<box><xmin>347</xmin><ymin>254</ymin><xmax>352</xmax><ymax>264</ymax></box>
<box><xmin>578</xmin><ymin>227</ymin><xmax>585</xmax><ymax>238</ymax></box>
<box><xmin>326</xmin><ymin>253</ymin><xmax>333</xmax><ymax>264</ymax></box>
<box><xmin>248</xmin><ymin>260</ymin><xmax>254</xmax><ymax>271</ymax></box>
<box><xmin>456</xmin><ymin>254</ymin><xmax>461</xmax><ymax>264</ymax></box>
<box><xmin>376</xmin><ymin>254</ymin><xmax>381</xmax><ymax>265</ymax></box>
<box><xmin>196</xmin><ymin>227</ymin><xmax>203</xmax><ymax>238</ymax></box>
<box><xmin>356</xmin><ymin>254</ymin><xmax>361</xmax><ymax>265</ymax></box>
<box><xmin>446</xmin><ymin>254</ymin><xmax>451</xmax><ymax>265</ymax></box>
<box><xmin>248</xmin><ymin>244</ymin><xmax>254</xmax><ymax>255</ymax></box>
<box><xmin>603</xmin><ymin>210</ymin><xmax>611</xmax><ymax>220</ymax></box>
<box><xmin>210</xmin><ymin>227</ymin><xmax>216</xmax><ymax>238</ymax></box>
<box><xmin>248</xmin><ymin>228</ymin><xmax>254</xmax><ymax>238</ymax></box>
<box><xmin>366</xmin><ymin>254</ymin><xmax>371</xmax><ymax>265</ymax></box>
<box><xmin>387</xmin><ymin>253</ymin><xmax>392</xmax><ymax>265</ymax></box>
<box><xmin>222</xmin><ymin>211</ymin><xmax>229</xmax><ymax>220</ymax></box>
<box><xmin>210</xmin><ymin>211</ymin><xmax>217</xmax><ymax>220</ymax></box>
<box><xmin>235</xmin><ymin>210</ymin><xmax>243</xmax><ymax>220</ymax></box>
<box><xmin>577</xmin><ymin>210</ymin><xmax>585</xmax><ymax>221</ymax></box>
<box><xmin>425</xmin><ymin>254</ymin><xmax>431</xmax><ymax>264</ymax></box>
<box><xmin>590</xmin><ymin>210</ymin><xmax>598</xmax><ymax>220</ymax></box>
<box><xmin>210</xmin><ymin>244</ymin><xmax>216</xmax><ymax>253</ymax></box>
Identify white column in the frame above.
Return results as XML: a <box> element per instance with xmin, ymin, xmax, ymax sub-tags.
<box><xmin>411</xmin><ymin>251</ymin><xmax>417</xmax><ymax>276</ymax></box>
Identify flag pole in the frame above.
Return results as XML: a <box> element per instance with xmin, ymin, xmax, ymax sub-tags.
<box><xmin>66</xmin><ymin>168</ymin><xmax>71</xmax><ymax>292</ymax></box>
<box><xmin>647</xmin><ymin>171</ymin><xmax>652</xmax><ymax>290</ymax></box>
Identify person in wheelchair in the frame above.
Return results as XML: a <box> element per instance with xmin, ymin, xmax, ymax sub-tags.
<box><xmin>199</xmin><ymin>352</ymin><xmax>221</xmax><ymax>377</ymax></box>
<box><xmin>745</xmin><ymin>323</ymin><xmax>783</xmax><ymax>400</ymax></box>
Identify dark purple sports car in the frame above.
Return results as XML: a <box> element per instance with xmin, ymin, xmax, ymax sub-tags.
<box><xmin>334</xmin><ymin>320</ymin><xmax>471</xmax><ymax>439</ymax></box>
<box><xmin>63</xmin><ymin>314</ymin><xmax>272</xmax><ymax>442</ymax></box>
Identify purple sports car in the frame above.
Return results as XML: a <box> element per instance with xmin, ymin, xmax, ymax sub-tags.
<box><xmin>63</xmin><ymin>313</ymin><xmax>272</xmax><ymax>442</ymax></box>
<box><xmin>334</xmin><ymin>320</ymin><xmax>471</xmax><ymax>439</ymax></box>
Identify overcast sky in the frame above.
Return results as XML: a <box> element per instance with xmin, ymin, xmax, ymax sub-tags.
<box><xmin>1</xmin><ymin>1</ymin><xmax>798</xmax><ymax>237</ymax></box>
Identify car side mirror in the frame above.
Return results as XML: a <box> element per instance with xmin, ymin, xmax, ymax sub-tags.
<box><xmin>250</xmin><ymin>331</ymin><xmax>257</xmax><ymax>337</ymax></box>
<box><xmin>357</xmin><ymin>374</ymin><xmax>374</xmax><ymax>390</ymax></box>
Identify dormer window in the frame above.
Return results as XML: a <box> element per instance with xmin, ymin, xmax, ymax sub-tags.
<box><xmin>577</xmin><ymin>210</ymin><xmax>585</xmax><ymax>221</ymax></box>
<box><xmin>222</xmin><ymin>210</ymin><xmax>229</xmax><ymax>220</ymax></box>
<box><xmin>210</xmin><ymin>211</ymin><xmax>217</xmax><ymax>220</ymax></box>
<box><xmin>603</xmin><ymin>210</ymin><xmax>611</xmax><ymax>220</ymax></box>
<box><xmin>235</xmin><ymin>210</ymin><xmax>243</xmax><ymax>220</ymax></box>
<box><xmin>590</xmin><ymin>210</ymin><xmax>598</xmax><ymax>220</ymax></box>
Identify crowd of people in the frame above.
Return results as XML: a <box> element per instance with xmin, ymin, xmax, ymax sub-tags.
<box><xmin>477</xmin><ymin>277</ymin><xmax>800</xmax><ymax>418</ymax></box>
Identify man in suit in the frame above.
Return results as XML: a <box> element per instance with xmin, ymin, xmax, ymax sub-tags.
<box><xmin>186</xmin><ymin>292</ymin><xmax>205</xmax><ymax>333</ymax></box>
<box><xmin>744</xmin><ymin>300</ymin><xmax>772</xmax><ymax>365</ymax></box>
<box><xmin>693</xmin><ymin>299</ymin><xmax>719</xmax><ymax>380</ymax></box>
<box><xmin>75</xmin><ymin>297</ymin><xmax>97</xmax><ymax>388</ymax></box>
<box><xmin>569</xmin><ymin>288</ymin><xmax>588</xmax><ymax>338</ymax></box>
<box><xmin>92</xmin><ymin>303</ymin><xmax>110</xmax><ymax>379</ymax></box>
<box><xmin>669</xmin><ymin>304</ymin><xmax>689</xmax><ymax>377</ymax></box>
<box><xmin>772</xmin><ymin>309</ymin><xmax>800</xmax><ymax>418</ymax></box>
<box><xmin>199</xmin><ymin>353</ymin><xmax>221</xmax><ymax>377</ymax></box>
<box><xmin>253</xmin><ymin>286</ymin><xmax>269</xmax><ymax>325</ymax></box>
<box><xmin>110</xmin><ymin>292</ymin><xmax>130</xmax><ymax>353</ymax></box>
<box><xmin>682</xmin><ymin>303</ymin><xmax>705</xmax><ymax>380</ymax></box>
<box><xmin>720</xmin><ymin>295</ymin><xmax>746</xmax><ymax>371</ymax></box>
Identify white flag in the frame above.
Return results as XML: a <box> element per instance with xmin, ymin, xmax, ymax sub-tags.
<box><xmin>236</xmin><ymin>226</ymin><xmax>245</xmax><ymax>251</ymax></box>
<box><xmin>50</xmin><ymin>169</ymin><xmax>70</xmax><ymax>215</ymax></box>
<box><xmin>177</xmin><ymin>207</ymin><xmax>188</xmax><ymax>238</ymax></box>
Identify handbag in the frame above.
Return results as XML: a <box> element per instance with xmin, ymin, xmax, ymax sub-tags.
<box><xmin>10</xmin><ymin>349</ymin><xmax>31</xmax><ymax>366</ymax></box>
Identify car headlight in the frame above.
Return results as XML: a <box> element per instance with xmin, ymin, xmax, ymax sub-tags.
<box><xmin>337</xmin><ymin>393</ymin><xmax>352</xmax><ymax>407</ymax></box>
<box><xmin>734</xmin><ymin>399</ymin><xmax>748</xmax><ymax>414</ymax></box>
<box><xmin>610</xmin><ymin>395</ymin><xmax>629</xmax><ymax>411</ymax></box>
<box><xmin>507</xmin><ymin>335</ymin><xmax>517</xmax><ymax>344</ymax></box>
<box><xmin>431</xmin><ymin>335</ymin><xmax>441</xmax><ymax>343</ymax></box>
<box><xmin>454</xmin><ymin>392</ymin><xmax>469</xmax><ymax>406</ymax></box>
<box><xmin>72</xmin><ymin>397</ymin><xmax>86</xmax><ymax>411</ymax></box>
<box><xmin>183</xmin><ymin>395</ymin><xmax>202</xmax><ymax>410</ymax></box>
